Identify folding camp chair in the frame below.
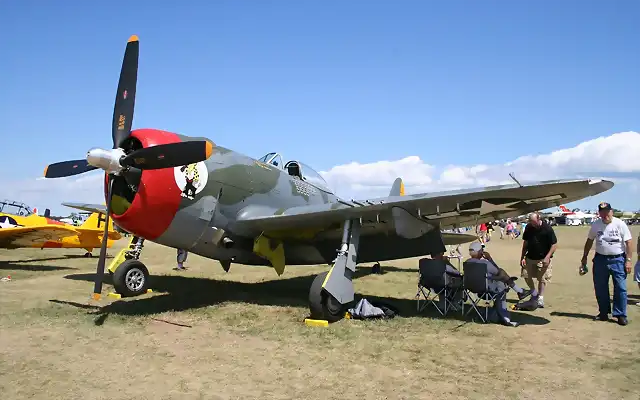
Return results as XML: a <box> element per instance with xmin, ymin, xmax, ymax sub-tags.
<box><xmin>416</xmin><ymin>258</ymin><xmax>463</xmax><ymax>316</ymax></box>
<box><xmin>461</xmin><ymin>260</ymin><xmax>507</xmax><ymax>323</ymax></box>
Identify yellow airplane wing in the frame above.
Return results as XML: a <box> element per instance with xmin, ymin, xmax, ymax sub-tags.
<box><xmin>0</xmin><ymin>225</ymin><xmax>79</xmax><ymax>249</ymax></box>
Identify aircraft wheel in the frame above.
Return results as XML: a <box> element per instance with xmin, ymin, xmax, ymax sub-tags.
<box><xmin>371</xmin><ymin>262</ymin><xmax>382</xmax><ymax>274</ymax></box>
<box><xmin>309</xmin><ymin>271</ymin><xmax>345</xmax><ymax>322</ymax></box>
<box><xmin>84</xmin><ymin>252</ymin><xmax>92</xmax><ymax>258</ymax></box>
<box><xmin>112</xmin><ymin>259</ymin><xmax>149</xmax><ymax>297</ymax></box>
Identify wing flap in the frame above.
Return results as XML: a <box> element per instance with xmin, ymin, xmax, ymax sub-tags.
<box><xmin>234</xmin><ymin>178</ymin><xmax>613</xmax><ymax>233</ymax></box>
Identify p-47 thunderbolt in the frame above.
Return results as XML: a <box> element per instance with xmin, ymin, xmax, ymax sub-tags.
<box><xmin>43</xmin><ymin>36</ymin><xmax>613</xmax><ymax>322</ymax></box>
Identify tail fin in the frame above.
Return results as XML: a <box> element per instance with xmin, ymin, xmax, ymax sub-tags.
<box><xmin>389</xmin><ymin>177</ymin><xmax>405</xmax><ymax>197</ymax></box>
<box><xmin>559</xmin><ymin>205</ymin><xmax>570</xmax><ymax>213</ymax></box>
<box><xmin>77</xmin><ymin>212</ymin><xmax>121</xmax><ymax>239</ymax></box>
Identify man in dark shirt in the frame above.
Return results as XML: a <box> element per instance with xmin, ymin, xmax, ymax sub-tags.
<box><xmin>520</xmin><ymin>212</ymin><xmax>558</xmax><ymax>308</ymax></box>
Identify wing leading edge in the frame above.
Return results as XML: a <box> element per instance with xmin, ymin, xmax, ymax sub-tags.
<box><xmin>0</xmin><ymin>225</ymin><xmax>79</xmax><ymax>248</ymax></box>
<box><xmin>234</xmin><ymin>178</ymin><xmax>613</xmax><ymax>233</ymax></box>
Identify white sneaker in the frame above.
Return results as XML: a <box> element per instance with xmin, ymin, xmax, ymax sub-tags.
<box><xmin>537</xmin><ymin>296</ymin><xmax>545</xmax><ymax>308</ymax></box>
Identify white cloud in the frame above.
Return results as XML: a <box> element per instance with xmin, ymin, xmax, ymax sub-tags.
<box><xmin>0</xmin><ymin>171</ymin><xmax>105</xmax><ymax>216</ymax></box>
<box><xmin>2</xmin><ymin>131</ymin><xmax>640</xmax><ymax>216</ymax></box>
<box><xmin>320</xmin><ymin>131</ymin><xmax>640</xmax><ymax>200</ymax></box>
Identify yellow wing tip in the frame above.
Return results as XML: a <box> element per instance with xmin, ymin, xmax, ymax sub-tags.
<box><xmin>128</xmin><ymin>35</ymin><xmax>139</xmax><ymax>43</ymax></box>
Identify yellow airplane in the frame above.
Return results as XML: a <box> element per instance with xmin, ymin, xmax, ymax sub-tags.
<box><xmin>0</xmin><ymin>202</ymin><xmax>122</xmax><ymax>256</ymax></box>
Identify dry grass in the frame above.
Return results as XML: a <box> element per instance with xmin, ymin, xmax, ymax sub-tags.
<box><xmin>1</xmin><ymin>226</ymin><xmax>640</xmax><ymax>399</ymax></box>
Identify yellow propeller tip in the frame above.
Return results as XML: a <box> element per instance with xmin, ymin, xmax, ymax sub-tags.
<box><xmin>205</xmin><ymin>141</ymin><xmax>215</xmax><ymax>158</ymax></box>
<box><xmin>128</xmin><ymin>35</ymin><xmax>139</xmax><ymax>43</ymax></box>
<box><xmin>43</xmin><ymin>165</ymin><xmax>48</xmax><ymax>177</ymax></box>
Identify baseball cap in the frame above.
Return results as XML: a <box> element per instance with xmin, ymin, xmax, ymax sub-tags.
<box><xmin>598</xmin><ymin>202</ymin><xmax>612</xmax><ymax>211</ymax></box>
<box><xmin>469</xmin><ymin>242</ymin><xmax>483</xmax><ymax>253</ymax></box>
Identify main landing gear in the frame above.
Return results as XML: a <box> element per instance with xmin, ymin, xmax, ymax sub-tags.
<box><xmin>108</xmin><ymin>236</ymin><xmax>150</xmax><ymax>297</ymax></box>
<box><xmin>308</xmin><ymin>219</ymin><xmax>361</xmax><ymax>322</ymax></box>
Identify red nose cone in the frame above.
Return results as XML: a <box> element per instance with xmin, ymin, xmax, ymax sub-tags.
<box><xmin>109</xmin><ymin>128</ymin><xmax>183</xmax><ymax>240</ymax></box>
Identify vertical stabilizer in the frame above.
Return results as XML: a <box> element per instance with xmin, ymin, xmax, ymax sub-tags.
<box><xmin>389</xmin><ymin>177</ymin><xmax>405</xmax><ymax>197</ymax></box>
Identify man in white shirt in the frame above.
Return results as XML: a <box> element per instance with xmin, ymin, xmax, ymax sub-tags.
<box><xmin>581</xmin><ymin>202</ymin><xmax>633</xmax><ymax>326</ymax></box>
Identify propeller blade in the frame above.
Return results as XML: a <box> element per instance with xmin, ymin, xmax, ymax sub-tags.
<box><xmin>92</xmin><ymin>176</ymin><xmax>114</xmax><ymax>300</ymax></box>
<box><xmin>120</xmin><ymin>140</ymin><xmax>214</xmax><ymax>170</ymax></box>
<box><xmin>112</xmin><ymin>35</ymin><xmax>139</xmax><ymax>149</ymax></box>
<box><xmin>44</xmin><ymin>160</ymin><xmax>98</xmax><ymax>178</ymax></box>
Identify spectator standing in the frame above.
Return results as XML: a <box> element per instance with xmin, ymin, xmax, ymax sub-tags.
<box><xmin>176</xmin><ymin>248</ymin><xmax>188</xmax><ymax>270</ymax></box>
<box><xmin>635</xmin><ymin>235</ymin><xmax>640</xmax><ymax>306</ymax></box>
<box><xmin>520</xmin><ymin>212</ymin><xmax>558</xmax><ymax>308</ymax></box>
<box><xmin>581</xmin><ymin>202</ymin><xmax>633</xmax><ymax>326</ymax></box>
<box><xmin>498</xmin><ymin>219</ymin><xmax>506</xmax><ymax>239</ymax></box>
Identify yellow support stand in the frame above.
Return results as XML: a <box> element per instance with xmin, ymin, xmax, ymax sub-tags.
<box><xmin>304</xmin><ymin>319</ymin><xmax>329</xmax><ymax>327</ymax></box>
<box><xmin>304</xmin><ymin>312</ymin><xmax>351</xmax><ymax>327</ymax></box>
<box><xmin>107</xmin><ymin>289</ymin><xmax>153</xmax><ymax>299</ymax></box>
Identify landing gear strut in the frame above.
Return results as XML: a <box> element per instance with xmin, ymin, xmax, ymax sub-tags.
<box><xmin>308</xmin><ymin>219</ymin><xmax>361</xmax><ymax>322</ymax></box>
<box><xmin>109</xmin><ymin>236</ymin><xmax>150</xmax><ymax>297</ymax></box>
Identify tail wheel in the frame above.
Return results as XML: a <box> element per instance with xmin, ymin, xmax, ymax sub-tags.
<box><xmin>309</xmin><ymin>271</ymin><xmax>345</xmax><ymax>322</ymax></box>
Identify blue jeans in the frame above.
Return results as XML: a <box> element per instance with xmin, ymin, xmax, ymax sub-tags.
<box><xmin>593</xmin><ymin>253</ymin><xmax>628</xmax><ymax>317</ymax></box>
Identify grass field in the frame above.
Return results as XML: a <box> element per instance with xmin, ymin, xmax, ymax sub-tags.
<box><xmin>1</xmin><ymin>226</ymin><xmax>639</xmax><ymax>399</ymax></box>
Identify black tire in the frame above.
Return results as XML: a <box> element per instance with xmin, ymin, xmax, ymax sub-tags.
<box><xmin>112</xmin><ymin>259</ymin><xmax>149</xmax><ymax>297</ymax></box>
<box><xmin>371</xmin><ymin>262</ymin><xmax>382</xmax><ymax>274</ymax></box>
<box><xmin>309</xmin><ymin>271</ymin><xmax>345</xmax><ymax>322</ymax></box>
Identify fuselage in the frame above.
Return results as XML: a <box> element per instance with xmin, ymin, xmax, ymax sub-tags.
<box><xmin>108</xmin><ymin>128</ymin><xmax>462</xmax><ymax>267</ymax></box>
<box><xmin>109</xmin><ymin>128</ymin><xmax>348</xmax><ymax>266</ymax></box>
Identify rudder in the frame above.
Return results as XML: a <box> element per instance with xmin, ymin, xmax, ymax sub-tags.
<box><xmin>389</xmin><ymin>177</ymin><xmax>405</xmax><ymax>197</ymax></box>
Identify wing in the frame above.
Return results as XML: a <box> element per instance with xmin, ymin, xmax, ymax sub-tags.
<box><xmin>0</xmin><ymin>225</ymin><xmax>79</xmax><ymax>248</ymax></box>
<box><xmin>234</xmin><ymin>178</ymin><xmax>613</xmax><ymax>236</ymax></box>
<box><xmin>62</xmin><ymin>202</ymin><xmax>107</xmax><ymax>214</ymax></box>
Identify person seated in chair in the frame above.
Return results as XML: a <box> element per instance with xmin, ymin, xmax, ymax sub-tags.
<box><xmin>466</xmin><ymin>242</ymin><xmax>532</xmax><ymax>326</ymax></box>
<box><xmin>431</xmin><ymin>252</ymin><xmax>464</xmax><ymax>310</ymax></box>
<box><xmin>432</xmin><ymin>251</ymin><xmax>461</xmax><ymax>276</ymax></box>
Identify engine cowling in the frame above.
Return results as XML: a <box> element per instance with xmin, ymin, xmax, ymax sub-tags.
<box><xmin>108</xmin><ymin>128</ymin><xmax>184</xmax><ymax>240</ymax></box>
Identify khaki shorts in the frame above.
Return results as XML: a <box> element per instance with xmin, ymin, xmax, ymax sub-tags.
<box><xmin>521</xmin><ymin>257</ymin><xmax>552</xmax><ymax>283</ymax></box>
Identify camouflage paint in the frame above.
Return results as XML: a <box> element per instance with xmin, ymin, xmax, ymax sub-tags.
<box><xmin>83</xmin><ymin>129</ymin><xmax>613</xmax><ymax>273</ymax></box>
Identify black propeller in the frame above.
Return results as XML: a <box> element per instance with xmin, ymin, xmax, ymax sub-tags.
<box><xmin>44</xmin><ymin>160</ymin><xmax>97</xmax><ymax>178</ymax></box>
<box><xmin>43</xmin><ymin>35</ymin><xmax>214</xmax><ymax>300</ymax></box>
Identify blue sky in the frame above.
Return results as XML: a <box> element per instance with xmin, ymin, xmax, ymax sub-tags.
<box><xmin>1</xmin><ymin>0</ymin><xmax>639</xmax><ymax>215</ymax></box>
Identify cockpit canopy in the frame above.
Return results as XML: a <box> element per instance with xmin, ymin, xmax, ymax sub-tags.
<box><xmin>258</xmin><ymin>152</ymin><xmax>333</xmax><ymax>194</ymax></box>
<box><xmin>0</xmin><ymin>200</ymin><xmax>34</xmax><ymax>216</ymax></box>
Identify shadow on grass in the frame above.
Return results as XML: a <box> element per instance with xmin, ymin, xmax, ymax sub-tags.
<box><xmin>549</xmin><ymin>311</ymin><xmax>595</xmax><ymax>320</ymax></box>
<box><xmin>354</xmin><ymin>264</ymin><xmax>417</xmax><ymax>275</ymax></box>
<box><xmin>57</xmin><ymin>271</ymin><xmax>550</xmax><ymax>326</ymax></box>
<box><xmin>0</xmin><ymin>261</ymin><xmax>77</xmax><ymax>272</ymax></box>
<box><xmin>0</xmin><ymin>253</ymin><xmax>114</xmax><ymax>272</ymax></box>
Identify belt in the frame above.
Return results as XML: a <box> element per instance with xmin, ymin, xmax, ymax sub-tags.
<box><xmin>595</xmin><ymin>253</ymin><xmax>625</xmax><ymax>258</ymax></box>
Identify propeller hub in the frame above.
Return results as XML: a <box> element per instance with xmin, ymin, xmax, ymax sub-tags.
<box><xmin>86</xmin><ymin>147</ymin><xmax>127</xmax><ymax>175</ymax></box>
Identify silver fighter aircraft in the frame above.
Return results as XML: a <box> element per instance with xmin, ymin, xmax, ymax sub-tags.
<box><xmin>43</xmin><ymin>35</ymin><xmax>613</xmax><ymax>322</ymax></box>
